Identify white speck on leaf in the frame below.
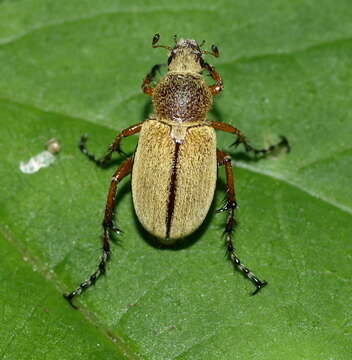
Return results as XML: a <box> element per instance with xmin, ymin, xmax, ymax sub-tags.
<box><xmin>20</xmin><ymin>150</ymin><xmax>56</xmax><ymax>174</ymax></box>
<box><xmin>19</xmin><ymin>138</ymin><xmax>61</xmax><ymax>174</ymax></box>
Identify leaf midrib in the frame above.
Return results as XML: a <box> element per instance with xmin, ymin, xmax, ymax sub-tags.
<box><xmin>0</xmin><ymin>224</ymin><xmax>143</xmax><ymax>360</ymax></box>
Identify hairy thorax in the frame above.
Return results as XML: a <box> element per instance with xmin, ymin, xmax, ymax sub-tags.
<box><xmin>152</xmin><ymin>72</ymin><xmax>213</xmax><ymax>123</ymax></box>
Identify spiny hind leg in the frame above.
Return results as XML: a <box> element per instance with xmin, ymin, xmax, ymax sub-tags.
<box><xmin>64</xmin><ymin>157</ymin><xmax>134</xmax><ymax>307</ymax></box>
<box><xmin>217</xmin><ymin>149</ymin><xmax>267</xmax><ymax>295</ymax></box>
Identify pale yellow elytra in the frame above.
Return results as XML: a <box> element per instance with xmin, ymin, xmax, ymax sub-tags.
<box><xmin>64</xmin><ymin>34</ymin><xmax>289</xmax><ymax>307</ymax></box>
<box><xmin>132</xmin><ymin>118</ymin><xmax>217</xmax><ymax>241</ymax></box>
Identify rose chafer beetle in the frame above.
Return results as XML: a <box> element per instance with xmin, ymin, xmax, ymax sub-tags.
<box><xmin>64</xmin><ymin>34</ymin><xmax>288</xmax><ymax>306</ymax></box>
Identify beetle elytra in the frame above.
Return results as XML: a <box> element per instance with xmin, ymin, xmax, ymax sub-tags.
<box><xmin>64</xmin><ymin>34</ymin><xmax>289</xmax><ymax>307</ymax></box>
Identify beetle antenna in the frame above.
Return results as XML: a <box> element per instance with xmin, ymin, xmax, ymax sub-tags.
<box><xmin>173</xmin><ymin>34</ymin><xmax>178</xmax><ymax>44</ymax></box>
<box><xmin>202</xmin><ymin>44</ymin><xmax>220</xmax><ymax>58</ymax></box>
<box><xmin>199</xmin><ymin>40</ymin><xmax>206</xmax><ymax>47</ymax></box>
<box><xmin>152</xmin><ymin>33</ymin><xmax>173</xmax><ymax>51</ymax></box>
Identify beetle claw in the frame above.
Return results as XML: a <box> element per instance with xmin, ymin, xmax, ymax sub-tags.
<box><xmin>251</xmin><ymin>280</ymin><xmax>267</xmax><ymax>296</ymax></box>
<box><xmin>63</xmin><ymin>293</ymin><xmax>79</xmax><ymax>309</ymax></box>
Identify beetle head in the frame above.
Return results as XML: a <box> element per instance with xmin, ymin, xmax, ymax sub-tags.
<box><xmin>151</xmin><ymin>34</ymin><xmax>219</xmax><ymax>73</ymax></box>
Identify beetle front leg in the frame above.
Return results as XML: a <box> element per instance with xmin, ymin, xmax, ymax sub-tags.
<box><xmin>79</xmin><ymin>123</ymin><xmax>142</xmax><ymax>167</ymax></box>
<box><xmin>142</xmin><ymin>64</ymin><xmax>165</xmax><ymax>96</ymax></box>
<box><xmin>202</xmin><ymin>62</ymin><xmax>224</xmax><ymax>95</ymax></box>
<box><xmin>212</xmin><ymin>121</ymin><xmax>289</xmax><ymax>156</ymax></box>
<box><xmin>217</xmin><ymin>149</ymin><xmax>267</xmax><ymax>295</ymax></box>
<box><xmin>64</xmin><ymin>157</ymin><xmax>134</xmax><ymax>307</ymax></box>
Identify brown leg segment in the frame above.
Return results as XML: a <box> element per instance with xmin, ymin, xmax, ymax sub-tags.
<box><xmin>79</xmin><ymin>123</ymin><xmax>142</xmax><ymax>167</ymax></box>
<box><xmin>212</xmin><ymin>121</ymin><xmax>289</xmax><ymax>156</ymax></box>
<box><xmin>202</xmin><ymin>62</ymin><xmax>224</xmax><ymax>95</ymax></box>
<box><xmin>142</xmin><ymin>64</ymin><xmax>165</xmax><ymax>96</ymax></box>
<box><xmin>217</xmin><ymin>149</ymin><xmax>267</xmax><ymax>295</ymax></box>
<box><xmin>64</xmin><ymin>157</ymin><xmax>134</xmax><ymax>307</ymax></box>
<box><xmin>217</xmin><ymin>150</ymin><xmax>237</xmax><ymax>212</ymax></box>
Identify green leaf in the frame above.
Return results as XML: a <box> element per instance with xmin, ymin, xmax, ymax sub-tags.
<box><xmin>1</xmin><ymin>1</ymin><xmax>351</xmax><ymax>359</ymax></box>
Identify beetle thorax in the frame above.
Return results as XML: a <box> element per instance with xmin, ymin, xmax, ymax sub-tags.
<box><xmin>152</xmin><ymin>73</ymin><xmax>213</xmax><ymax>123</ymax></box>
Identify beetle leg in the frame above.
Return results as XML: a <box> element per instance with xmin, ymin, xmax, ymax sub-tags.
<box><xmin>212</xmin><ymin>121</ymin><xmax>290</xmax><ymax>156</ymax></box>
<box><xmin>79</xmin><ymin>123</ymin><xmax>142</xmax><ymax>167</ymax></box>
<box><xmin>64</xmin><ymin>157</ymin><xmax>134</xmax><ymax>307</ymax></box>
<box><xmin>216</xmin><ymin>150</ymin><xmax>237</xmax><ymax>213</ymax></box>
<box><xmin>142</xmin><ymin>64</ymin><xmax>165</xmax><ymax>96</ymax></box>
<box><xmin>217</xmin><ymin>149</ymin><xmax>267</xmax><ymax>295</ymax></box>
<box><xmin>202</xmin><ymin>62</ymin><xmax>224</xmax><ymax>95</ymax></box>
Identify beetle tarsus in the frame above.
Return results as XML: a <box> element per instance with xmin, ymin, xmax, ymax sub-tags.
<box><xmin>232</xmin><ymin>134</ymin><xmax>290</xmax><ymax>157</ymax></box>
<box><xmin>228</xmin><ymin>240</ymin><xmax>268</xmax><ymax>296</ymax></box>
<box><xmin>63</xmin><ymin>240</ymin><xmax>111</xmax><ymax>306</ymax></box>
<box><xmin>79</xmin><ymin>134</ymin><xmax>114</xmax><ymax>167</ymax></box>
<box><xmin>211</xmin><ymin>121</ymin><xmax>289</xmax><ymax>159</ymax></box>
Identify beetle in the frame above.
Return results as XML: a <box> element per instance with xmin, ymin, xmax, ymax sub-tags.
<box><xmin>64</xmin><ymin>34</ymin><xmax>288</xmax><ymax>306</ymax></box>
